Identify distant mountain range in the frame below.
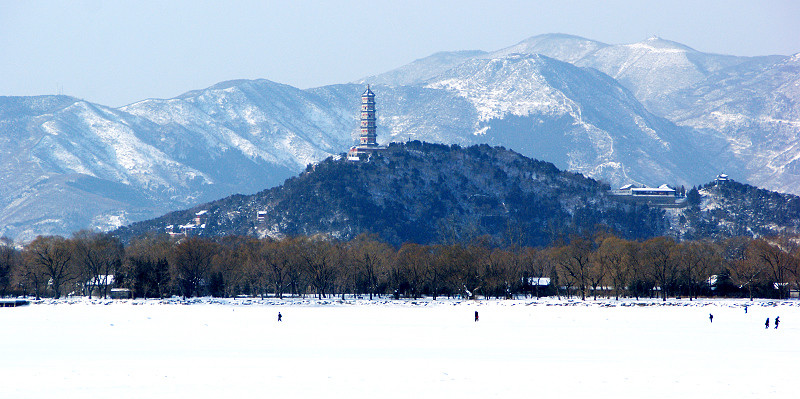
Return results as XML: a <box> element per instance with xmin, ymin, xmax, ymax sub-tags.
<box><xmin>1</xmin><ymin>33</ymin><xmax>797</xmax><ymax>241</ymax></box>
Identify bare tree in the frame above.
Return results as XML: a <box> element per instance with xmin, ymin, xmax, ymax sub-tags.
<box><xmin>587</xmin><ymin>253</ymin><xmax>608</xmax><ymax>300</ymax></box>
<box><xmin>426</xmin><ymin>245</ymin><xmax>449</xmax><ymax>300</ymax></box>
<box><xmin>0</xmin><ymin>237</ymin><xmax>19</xmax><ymax>297</ymax></box>
<box><xmin>481</xmin><ymin>248</ymin><xmax>522</xmax><ymax>299</ymax></box>
<box><xmin>442</xmin><ymin>243</ymin><xmax>482</xmax><ymax>299</ymax></box>
<box><xmin>788</xmin><ymin>243</ymin><xmax>800</xmax><ymax>300</ymax></box>
<box><xmin>395</xmin><ymin>243</ymin><xmax>429</xmax><ymax>299</ymax></box>
<box><xmin>122</xmin><ymin>234</ymin><xmax>173</xmax><ymax>298</ymax></box>
<box><xmin>297</xmin><ymin>237</ymin><xmax>339</xmax><ymax>300</ymax></box>
<box><xmin>208</xmin><ymin>236</ymin><xmax>255</xmax><ymax>297</ymax></box>
<box><xmin>254</xmin><ymin>239</ymin><xmax>291</xmax><ymax>298</ymax></box>
<box><xmin>675</xmin><ymin>241</ymin><xmax>720</xmax><ymax>300</ymax></box>
<box><xmin>72</xmin><ymin>231</ymin><xmax>123</xmax><ymax>299</ymax></box>
<box><xmin>499</xmin><ymin>248</ymin><xmax>523</xmax><ymax>299</ymax></box>
<box><xmin>23</xmin><ymin>236</ymin><xmax>76</xmax><ymax>299</ymax></box>
<box><xmin>749</xmin><ymin>237</ymin><xmax>794</xmax><ymax>299</ymax></box>
<box><xmin>349</xmin><ymin>233</ymin><xmax>391</xmax><ymax>299</ymax></box>
<box><xmin>641</xmin><ymin>236</ymin><xmax>678</xmax><ymax>301</ymax></box>
<box><xmin>17</xmin><ymin>253</ymin><xmax>48</xmax><ymax>300</ymax></box>
<box><xmin>552</xmin><ymin>235</ymin><xmax>594</xmax><ymax>300</ymax></box>
<box><xmin>281</xmin><ymin>237</ymin><xmax>307</xmax><ymax>298</ymax></box>
<box><xmin>171</xmin><ymin>237</ymin><xmax>218</xmax><ymax>298</ymax></box>
<box><xmin>520</xmin><ymin>247</ymin><xmax>552</xmax><ymax>299</ymax></box>
<box><xmin>722</xmin><ymin>237</ymin><xmax>762</xmax><ymax>300</ymax></box>
<box><xmin>595</xmin><ymin>236</ymin><xmax>632</xmax><ymax>300</ymax></box>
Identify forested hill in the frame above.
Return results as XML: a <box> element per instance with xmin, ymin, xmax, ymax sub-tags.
<box><xmin>115</xmin><ymin>142</ymin><xmax>668</xmax><ymax>245</ymax></box>
<box><xmin>679</xmin><ymin>179</ymin><xmax>800</xmax><ymax>240</ymax></box>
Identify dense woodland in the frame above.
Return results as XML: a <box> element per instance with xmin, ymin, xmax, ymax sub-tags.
<box><xmin>1</xmin><ymin>229</ymin><xmax>798</xmax><ymax>301</ymax></box>
<box><xmin>116</xmin><ymin>142</ymin><xmax>670</xmax><ymax>246</ymax></box>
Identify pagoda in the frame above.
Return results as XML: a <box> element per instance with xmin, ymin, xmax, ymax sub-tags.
<box><xmin>348</xmin><ymin>85</ymin><xmax>383</xmax><ymax>161</ymax></box>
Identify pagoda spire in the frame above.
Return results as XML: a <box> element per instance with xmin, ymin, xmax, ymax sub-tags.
<box><xmin>348</xmin><ymin>85</ymin><xmax>383</xmax><ymax>161</ymax></box>
<box><xmin>359</xmin><ymin>85</ymin><xmax>377</xmax><ymax>146</ymax></box>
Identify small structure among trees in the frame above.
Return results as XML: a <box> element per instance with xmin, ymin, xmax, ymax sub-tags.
<box><xmin>84</xmin><ymin>274</ymin><xmax>115</xmax><ymax>298</ymax></box>
<box><xmin>166</xmin><ymin>210</ymin><xmax>209</xmax><ymax>237</ymax></box>
<box><xmin>610</xmin><ymin>183</ymin><xmax>686</xmax><ymax>208</ymax></box>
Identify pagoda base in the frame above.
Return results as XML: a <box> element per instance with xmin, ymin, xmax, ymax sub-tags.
<box><xmin>347</xmin><ymin>145</ymin><xmax>384</xmax><ymax>161</ymax></box>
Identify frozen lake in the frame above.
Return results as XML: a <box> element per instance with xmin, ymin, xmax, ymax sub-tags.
<box><xmin>2</xmin><ymin>298</ymin><xmax>797</xmax><ymax>398</ymax></box>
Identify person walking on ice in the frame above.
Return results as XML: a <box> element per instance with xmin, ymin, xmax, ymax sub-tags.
<box><xmin>474</xmin><ymin>311</ymin><xmax>479</xmax><ymax>322</ymax></box>
<box><xmin>709</xmin><ymin>313</ymin><xmax>713</xmax><ymax>323</ymax></box>
<box><xmin>775</xmin><ymin>316</ymin><xmax>780</xmax><ymax>329</ymax></box>
<box><xmin>765</xmin><ymin>317</ymin><xmax>770</xmax><ymax>329</ymax></box>
<box><xmin>278</xmin><ymin>312</ymin><xmax>282</xmax><ymax>322</ymax></box>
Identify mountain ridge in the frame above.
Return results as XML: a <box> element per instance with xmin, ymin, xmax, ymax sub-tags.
<box><xmin>1</xmin><ymin>34</ymin><xmax>797</xmax><ymax>241</ymax></box>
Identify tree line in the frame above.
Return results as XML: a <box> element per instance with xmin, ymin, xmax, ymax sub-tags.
<box><xmin>1</xmin><ymin>230</ymin><xmax>798</xmax><ymax>301</ymax></box>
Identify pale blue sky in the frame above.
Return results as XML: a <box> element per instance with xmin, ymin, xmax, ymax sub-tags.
<box><xmin>1</xmin><ymin>0</ymin><xmax>797</xmax><ymax>107</ymax></box>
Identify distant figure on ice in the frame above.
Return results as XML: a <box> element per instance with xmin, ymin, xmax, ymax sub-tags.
<box><xmin>474</xmin><ymin>311</ymin><xmax>479</xmax><ymax>322</ymax></box>
<box><xmin>765</xmin><ymin>318</ymin><xmax>770</xmax><ymax>329</ymax></box>
<box><xmin>278</xmin><ymin>312</ymin><xmax>282</xmax><ymax>322</ymax></box>
<box><xmin>775</xmin><ymin>316</ymin><xmax>780</xmax><ymax>329</ymax></box>
<box><xmin>744</xmin><ymin>305</ymin><xmax>748</xmax><ymax>314</ymax></box>
<box><xmin>709</xmin><ymin>313</ymin><xmax>713</xmax><ymax>323</ymax></box>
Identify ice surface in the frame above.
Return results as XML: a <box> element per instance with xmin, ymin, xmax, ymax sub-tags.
<box><xmin>1</xmin><ymin>298</ymin><xmax>796</xmax><ymax>398</ymax></box>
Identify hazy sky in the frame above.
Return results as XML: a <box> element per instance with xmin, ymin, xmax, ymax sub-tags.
<box><xmin>2</xmin><ymin>0</ymin><xmax>798</xmax><ymax>107</ymax></box>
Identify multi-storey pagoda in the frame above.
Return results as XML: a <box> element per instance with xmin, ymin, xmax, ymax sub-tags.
<box><xmin>348</xmin><ymin>85</ymin><xmax>383</xmax><ymax>161</ymax></box>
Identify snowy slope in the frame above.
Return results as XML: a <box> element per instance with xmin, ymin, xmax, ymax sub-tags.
<box><xmin>0</xmin><ymin>96</ymin><xmax>176</xmax><ymax>240</ymax></box>
<box><xmin>122</xmin><ymin>79</ymin><xmax>354</xmax><ymax>173</ymax></box>
<box><xmin>421</xmin><ymin>53</ymin><xmax>715</xmax><ymax>185</ymax></box>
<box><xmin>354</xmin><ymin>50</ymin><xmax>488</xmax><ymax>87</ymax></box>
<box><xmin>575</xmin><ymin>37</ymin><xmax>753</xmax><ymax>105</ymax></box>
<box><xmin>0</xmin><ymin>82</ymin><xmax>346</xmax><ymax>241</ymax></box>
<box><xmin>490</xmin><ymin>33</ymin><xmax>608</xmax><ymax>63</ymax></box>
<box><xmin>330</xmin><ymin>53</ymin><xmax>721</xmax><ymax>186</ymax></box>
<box><xmin>488</xmin><ymin>35</ymin><xmax>763</xmax><ymax>107</ymax></box>
<box><xmin>359</xmin><ymin>34</ymin><xmax>798</xmax><ymax>194</ymax></box>
<box><xmin>653</xmin><ymin>54</ymin><xmax>800</xmax><ymax>194</ymax></box>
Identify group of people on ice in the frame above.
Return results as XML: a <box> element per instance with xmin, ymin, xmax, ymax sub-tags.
<box><xmin>766</xmin><ymin>316</ymin><xmax>780</xmax><ymax>329</ymax></box>
<box><xmin>708</xmin><ymin>312</ymin><xmax>781</xmax><ymax>329</ymax></box>
<box><xmin>275</xmin><ymin>309</ymin><xmax>781</xmax><ymax>329</ymax></box>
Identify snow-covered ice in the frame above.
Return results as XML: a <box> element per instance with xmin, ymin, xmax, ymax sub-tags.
<box><xmin>2</xmin><ymin>298</ymin><xmax>796</xmax><ymax>398</ymax></box>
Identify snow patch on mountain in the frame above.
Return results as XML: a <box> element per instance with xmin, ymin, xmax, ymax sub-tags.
<box><xmin>490</xmin><ymin>33</ymin><xmax>608</xmax><ymax>63</ymax></box>
<box><xmin>624</xmin><ymin>37</ymin><xmax>692</xmax><ymax>54</ymax></box>
<box><xmin>355</xmin><ymin>50</ymin><xmax>488</xmax><ymax>87</ymax></box>
<box><xmin>426</xmin><ymin>55</ymin><xmax>573</xmax><ymax>122</ymax></box>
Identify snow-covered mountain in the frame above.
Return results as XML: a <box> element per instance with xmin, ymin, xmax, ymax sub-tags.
<box><xmin>121</xmin><ymin>79</ymin><xmax>353</xmax><ymax>173</ymax></box>
<box><xmin>364</xmin><ymin>33</ymin><xmax>798</xmax><ymax>194</ymax></box>
<box><xmin>574</xmin><ymin>36</ymin><xmax>757</xmax><ymax>105</ymax></box>
<box><xmin>651</xmin><ymin>53</ymin><xmax>800</xmax><ymax>195</ymax></box>
<box><xmin>491</xmin><ymin>34</ymin><xmax>783</xmax><ymax>108</ymax></box>
<box><xmin>338</xmin><ymin>52</ymin><xmax>717</xmax><ymax>186</ymax></box>
<box><xmin>355</xmin><ymin>50</ymin><xmax>488</xmax><ymax>87</ymax></box>
<box><xmin>0</xmin><ymin>81</ymin><xmax>346</xmax><ymax>241</ymax></box>
<box><xmin>490</xmin><ymin>33</ymin><xmax>608</xmax><ymax>64</ymax></box>
<box><xmin>0</xmin><ymin>96</ymin><xmax>175</xmax><ymax>241</ymax></box>
<box><xmin>1</xmin><ymin>34</ymin><xmax>797</xmax><ymax>241</ymax></box>
<box><xmin>421</xmin><ymin>53</ymin><xmax>714</xmax><ymax>185</ymax></box>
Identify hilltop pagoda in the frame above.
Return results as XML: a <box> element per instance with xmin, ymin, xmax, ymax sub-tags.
<box><xmin>348</xmin><ymin>85</ymin><xmax>383</xmax><ymax>161</ymax></box>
